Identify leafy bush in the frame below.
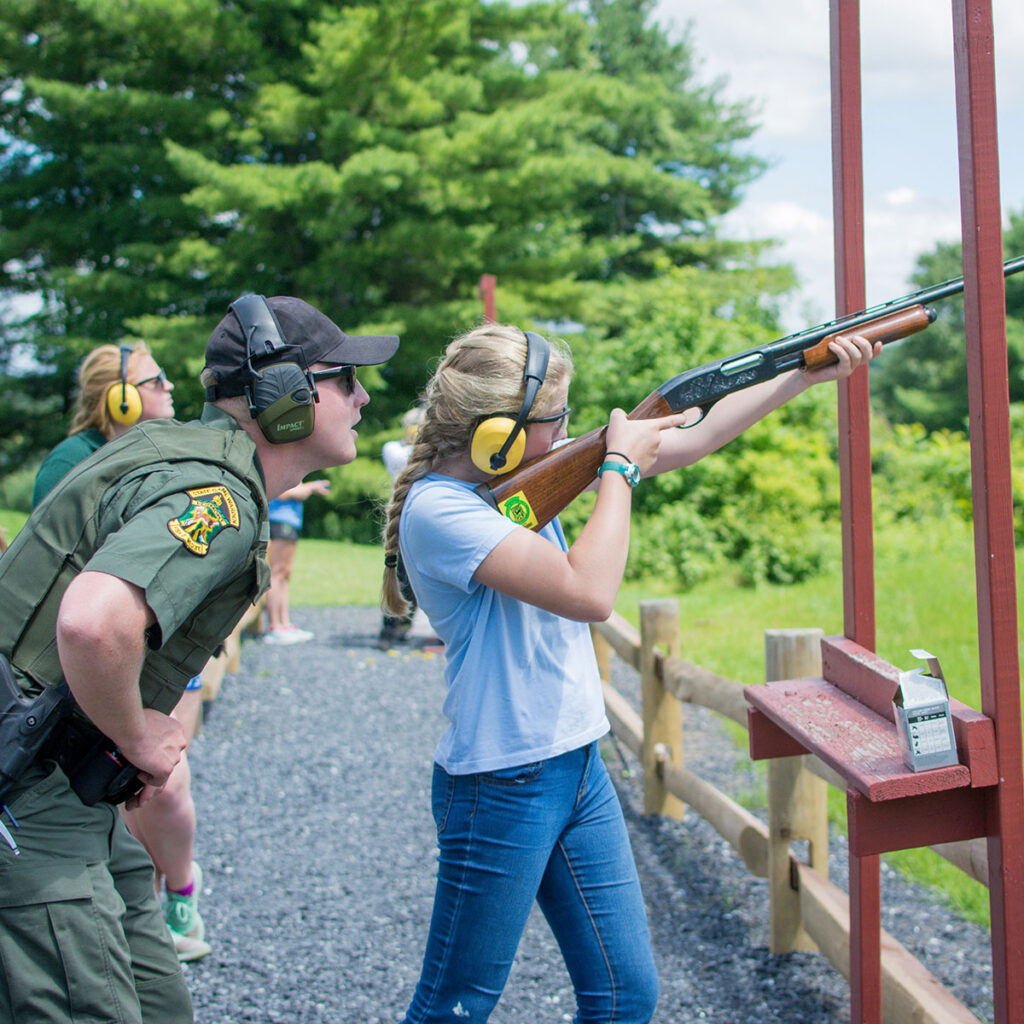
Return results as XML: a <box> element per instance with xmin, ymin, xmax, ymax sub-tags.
<box><xmin>0</xmin><ymin>462</ymin><xmax>39</xmax><ymax>513</ymax></box>
<box><xmin>733</xmin><ymin>513</ymin><xmax>830</xmax><ymax>587</ymax></box>
<box><xmin>300</xmin><ymin>456</ymin><xmax>392</xmax><ymax>546</ymax></box>
<box><xmin>625</xmin><ymin>503</ymin><xmax>726</xmax><ymax>589</ymax></box>
<box><xmin>871</xmin><ymin>421</ymin><xmax>974</xmax><ymax>526</ymax></box>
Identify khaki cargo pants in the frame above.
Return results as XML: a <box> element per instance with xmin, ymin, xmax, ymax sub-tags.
<box><xmin>0</xmin><ymin>763</ymin><xmax>193</xmax><ymax>1024</ymax></box>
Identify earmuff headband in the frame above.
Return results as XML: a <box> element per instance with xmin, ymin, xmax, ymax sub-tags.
<box><xmin>117</xmin><ymin>345</ymin><xmax>132</xmax><ymax>415</ymax></box>
<box><xmin>231</xmin><ymin>294</ymin><xmax>289</xmax><ymax>363</ymax></box>
<box><xmin>230</xmin><ymin>294</ymin><xmax>318</xmax><ymax>443</ymax></box>
<box><xmin>105</xmin><ymin>344</ymin><xmax>143</xmax><ymax>427</ymax></box>
<box><xmin>488</xmin><ymin>330</ymin><xmax>550</xmax><ymax>471</ymax></box>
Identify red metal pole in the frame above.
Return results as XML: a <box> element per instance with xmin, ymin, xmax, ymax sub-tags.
<box><xmin>479</xmin><ymin>274</ymin><xmax>497</xmax><ymax>323</ymax></box>
<box><xmin>950</xmin><ymin>4</ymin><xmax>1024</xmax><ymax>1021</ymax></box>
<box><xmin>830</xmin><ymin>0</ymin><xmax>875</xmax><ymax>652</ymax></box>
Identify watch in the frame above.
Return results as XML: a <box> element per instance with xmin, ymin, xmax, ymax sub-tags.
<box><xmin>598</xmin><ymin>459</ymin><xmax>641</xmax><ymax>488</ymax></box>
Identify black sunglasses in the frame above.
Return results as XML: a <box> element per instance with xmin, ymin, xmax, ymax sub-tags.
<box><xmin>526</xmin><ymin>405</ymin><xmax>571</xmax><ymax>426</ymax></box>
<box><xmin>309</xmin><ymin>365</ymin><xmax>357</xmax><ymax>396</ymax></box>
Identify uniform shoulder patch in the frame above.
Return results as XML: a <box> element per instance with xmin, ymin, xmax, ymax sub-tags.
<box><xmin>167</xmin><ymin>485</ymin><xmax>241</xmax><ymax>556</ymax></box>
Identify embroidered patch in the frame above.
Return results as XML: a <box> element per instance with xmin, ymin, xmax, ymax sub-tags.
<box><xmin>168</xmin><ymin>486</ymin><xmax>240</xmax><ymax>556</ymax></box>
<box><xmin>497</xmin><ymin>490</ymin><xmax>538</xmax><ymax>530</ymax></box>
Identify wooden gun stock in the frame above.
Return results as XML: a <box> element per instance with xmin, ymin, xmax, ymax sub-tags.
<box><xmin>476</xmin><ymin>303</ymin><xmax>934</xmax><ymax>532</ymax></box>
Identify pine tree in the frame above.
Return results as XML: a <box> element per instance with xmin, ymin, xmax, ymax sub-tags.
<box><xmin>0</xmin><ymin>0</ymin><xmax>777</xmax><ymax>471</ymax></box>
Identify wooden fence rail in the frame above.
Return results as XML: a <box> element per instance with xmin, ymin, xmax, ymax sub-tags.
<box><xmin>591</xmin><ymin>604</ymin><xmax>986</xmax><ymax>1024</ymax></box>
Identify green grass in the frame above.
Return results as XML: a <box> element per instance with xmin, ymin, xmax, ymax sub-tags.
<box><xmin>1</xmin><ymin>507</ymin><xmax>1013</xmax><ymax>925</ymax></box>
<box><xmin>287</xmin><ymin>538</ymin><xmax>385</xmax><ymax>607</ymax></box>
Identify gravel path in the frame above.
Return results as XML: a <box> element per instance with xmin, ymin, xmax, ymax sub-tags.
<box><xmin>184</xmin><ymin>606</ymin><xmax>993</xmax><ymax>1024</ymax></box>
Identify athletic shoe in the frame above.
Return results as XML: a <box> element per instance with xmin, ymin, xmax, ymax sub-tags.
<box><xmin>173</xmin><ymin>928</ymin><xmax>212</xmax><ymax>963</ymax></box>
<box><xmin>284</xmin><ymin>625</ymin><xmax>314</xmax><ymax>642</ymax></box>
<box><xmin>376</xmin><ymin>627</ymin><xmax>411</xmax><ymax>650</ymax></box>
<box><xmin>263</xmin><ymin>628</ymin><xmax>307</xmax><ymax>645</ymax></box>
<box><xmin>166</xmin><ymin>862</ymin><xmax>211</xmax><ymax>962</ymax></box>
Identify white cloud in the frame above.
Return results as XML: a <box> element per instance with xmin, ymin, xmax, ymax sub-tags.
<box><xmin>655</xmin><ymin>0</ymin><xmax>1023</xmax><ymax>327</ymax></box>
<box><xmin>883</xmin><ymin>187</ymin><xmax>918</xmax><ymax>208</ymax></box>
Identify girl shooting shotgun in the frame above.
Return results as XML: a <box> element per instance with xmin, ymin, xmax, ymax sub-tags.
<box><xmin>380</xmin><ymin>321</ymin><xmax>878</xmax><ymax>1023</ymax></box>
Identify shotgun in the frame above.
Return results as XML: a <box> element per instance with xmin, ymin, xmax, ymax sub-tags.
<box><xmin>476</xmin><ymin>255</ymin><xmax>1024</xmax><ymax>531</ymax></box>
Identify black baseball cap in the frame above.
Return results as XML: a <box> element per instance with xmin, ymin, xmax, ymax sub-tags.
<box><xmin>205</xmin><ymin>295</ymin><xmax>400</xmax><ymax>398</ymax></box>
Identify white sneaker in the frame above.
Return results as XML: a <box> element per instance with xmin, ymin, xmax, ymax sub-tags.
<box><xmin>284</xmin><ymin>625</ymin><xmax>314</xmax><ymax>642</ymax></box>
<box><xmin>263</xmin><ymin>628</ymin><xmax>305</xmax><ymax>646</ymax></box>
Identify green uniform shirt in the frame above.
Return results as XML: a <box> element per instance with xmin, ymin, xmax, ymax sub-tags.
<box><xmin>0</xmin><ymin>405</ymin><xmax>270</xmax><ymax>713</ymax></box>
<box><xmin>31</xmin><ymin>428</ymin><xmax>107</xmax><ymax>508</ymax></box>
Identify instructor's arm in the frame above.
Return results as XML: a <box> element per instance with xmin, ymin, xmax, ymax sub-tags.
<box><xmin>56</xmin><ymin>570</ymin><xmax>186</xmax><ymax>806</ymax></box>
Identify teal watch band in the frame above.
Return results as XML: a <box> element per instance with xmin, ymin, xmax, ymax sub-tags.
<box><xmin>598</xmin><ymin>459</ymin><xmax>641</xmax><ymax>488</ymax></box>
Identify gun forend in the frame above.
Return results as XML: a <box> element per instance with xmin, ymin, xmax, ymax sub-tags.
<box><xmin>801</xmin><ymin>304</ymin><xmax>935</xmax><ymax>371</ymax></box>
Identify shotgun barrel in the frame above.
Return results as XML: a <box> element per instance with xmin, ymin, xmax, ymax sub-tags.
<box><xmin>476</xmin><ymin>255</ymin><xmax>1024</xmax><ymax>532</ymax></box>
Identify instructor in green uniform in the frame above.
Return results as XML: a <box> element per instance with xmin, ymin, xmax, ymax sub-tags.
<box><xmin>0</xmin><ymin>295</ymin><xmax>398</xmax><ymax>1024</ymax></box>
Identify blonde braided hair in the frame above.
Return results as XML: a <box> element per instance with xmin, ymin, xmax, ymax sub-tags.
<box><xmin>380</xmin><ymin>324</ymin><xmax>572</xmax><ymax>616</ymax></box>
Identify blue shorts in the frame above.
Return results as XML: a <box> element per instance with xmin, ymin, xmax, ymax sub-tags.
<box><xmin>185</xmin><ymin>675</ymin><xmax>202</xmax><ymax>691</ymax></box>
<box><xmin>269</xmin><ymin>521</ymin><xmax>301</xmax><ymax>542</ymax></box>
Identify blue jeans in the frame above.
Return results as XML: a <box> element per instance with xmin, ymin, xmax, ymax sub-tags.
<box><xmin>403</xmin><ymin>741</ymin><xmax>658</xmax><ymax>1023</ymax></box>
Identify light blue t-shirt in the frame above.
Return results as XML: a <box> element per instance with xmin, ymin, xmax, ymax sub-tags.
<box><xmin>400</xmin><ymin>474</ymin><xmax>609</xmax><ymax>774</ymax></box>
<box><xmin>268</xmin><ymin>498</ymin><xmax>303</xmax><ymax>530</ymax></box>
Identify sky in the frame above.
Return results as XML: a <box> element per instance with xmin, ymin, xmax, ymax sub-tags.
<box><xmin>653</xmin><ymin>0</ymin><xmax>1024</xmax><ymax>329</ymax></box>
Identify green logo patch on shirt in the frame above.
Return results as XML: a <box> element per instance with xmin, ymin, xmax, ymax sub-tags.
<box><xmin>497</xmin><ymin>491</ymin><xmax>538</xmax><ymax>530</ymax></box>
<box><xmin>168</xmin><ymin>486</ymin><xmax>240</xmax><ymax>555</ymax></box>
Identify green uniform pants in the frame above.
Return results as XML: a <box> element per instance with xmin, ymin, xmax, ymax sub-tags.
<box><xmin>0</xmin><ymin>763</ymin><xmax>193</xmax><ymax>1024</ymax></box>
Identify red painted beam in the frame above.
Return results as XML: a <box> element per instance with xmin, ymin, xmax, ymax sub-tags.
<box><xmin>830</xmin><ymin>0</ymin><xmax>875</xmax><ymax>652</ymax></box>
<box><xmin>479</xmin><ymin>273</ymin><xmax>496</xmax><ymax>323</ymax></box>
<box><xmin>849</xmin><ymin>852</ymin><xmax>882</xmax><ymax>1024</ymax></box>
<box><xmin>848</xmin><ymin>787</ymin><xmax>989</xmax><ymax>858</ymax></box>
<box><xmin>747</xmin><ymin>707</ymin><xmax>809</xmax><ymax>760</ymax></box>
<box><xmin>952</xmin><ymin>4</ymin><xmax>1024</xmax><ymax>1021</ymax></box>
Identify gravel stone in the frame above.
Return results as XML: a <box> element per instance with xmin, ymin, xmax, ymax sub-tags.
<box><xmin>185</xmin><ymin>606</ymin><xmax>993</xmax><ymax>1023</ymax></box>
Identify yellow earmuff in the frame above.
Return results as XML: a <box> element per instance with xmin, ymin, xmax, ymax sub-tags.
<box><xmin>105</xmin><ymin>345</ymin><xmax>142</xmax><ymax>427</ymax></box>
<box><xmin>469</xmin><ymin>331</ymin><xmax>550</xmax><ymax>476</ymax></box>
<box><xmin>471</xmin><ymin>416</ymin><xmax>527</xmax><ymax>475</ymax></box>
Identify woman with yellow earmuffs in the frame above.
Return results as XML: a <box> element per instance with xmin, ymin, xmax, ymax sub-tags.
<box><xmin>30</xmin><ymin>342</ymin><xmax>210</xmax><ymax>961</ymax></box>
<box><xmin>380</xmin><ymin>321</ymin><xmax>880</xmax><ymax>1023</ymax></box>
<box><xmin>32</xmin><ymin>342</ymin><xmax>176</xmax><ymax>508</ymax></box>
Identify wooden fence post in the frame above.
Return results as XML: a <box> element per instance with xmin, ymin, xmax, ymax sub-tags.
<box><xmin>640</xmin><ymin>599</ymin><xmax>683</xmax><ymax>819</ymax></box>
<box><xmin>591</xmin><ymin>626</ymin><xmax>612</xmax><ymax>685</ymax></box>
<box><xmin>765</xmin><ymin>627</ymin><xmax>829</xmax><ymax>953</ymax></box>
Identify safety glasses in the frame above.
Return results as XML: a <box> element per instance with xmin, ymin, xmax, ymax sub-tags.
<box><xmin>309</xmin><ymin>364</ymin><xmax>357</xmax><ymax>396</ymax></box>
<box><xmin>135</xmin><ymin>370</ymin><xmax>171</xmax><ymax>390</ymax></box>
<box><xmin>526</xmin><ymin>406</ymin><xmax>571</xmax><ymax>428</ymax></box>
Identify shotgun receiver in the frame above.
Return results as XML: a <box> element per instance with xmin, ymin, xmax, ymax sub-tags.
<box><xmin>476</xmin><ymin>255</ymin><xmax>1024</xmax><ymax>532</ymax></box>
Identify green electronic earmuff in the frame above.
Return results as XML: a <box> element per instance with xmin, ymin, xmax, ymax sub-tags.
<box><xmin>470</xmin><ymin>331</ymin><xmax>550</xmax><ymax>475</ymax></box>
<box><xmin>232</xmin><ymin>294</ymin><xmax>317</xmax><ymax>444</ymax></box>
<box><xmin>105</xmin><ymin>345</ymin><xmax>143</xmax><ymax>427</ymax></box>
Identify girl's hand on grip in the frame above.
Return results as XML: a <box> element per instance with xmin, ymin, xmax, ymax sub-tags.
<box><xmin>605</xmin><ymin>408</ymin><xmax>692</xmax><ymax>477</ymax></box>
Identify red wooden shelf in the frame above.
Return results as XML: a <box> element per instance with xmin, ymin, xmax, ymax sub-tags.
<box><xmin>746</xmin><ymin>676</ymin><xmax>971</xmax><ymax>802</ymax></box>
<box><xmin>745</xmin><ymin>635</ymin><xmax>996</xmax><ymax>806</ymax></box>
